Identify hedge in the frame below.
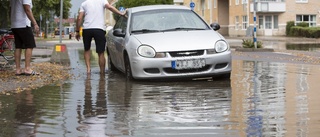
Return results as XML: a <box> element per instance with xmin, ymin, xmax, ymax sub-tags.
<box><xmin>289</xmin><ymin>26</ymin><xmax>320</xmax><ymax>38</ymax></box>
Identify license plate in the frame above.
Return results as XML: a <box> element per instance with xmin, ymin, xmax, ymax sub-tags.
<box><xmin>172</xmin><ymin>58</ymin><xmax>206</xmax><ymax>70</ymax></box>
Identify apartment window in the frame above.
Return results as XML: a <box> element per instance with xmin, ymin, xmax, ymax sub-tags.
<box><xmin>258</xmin><ymin>15</ymin><xmax>279</xmax><ymax>29</ymax></box>
<box><xmin>201</xmin><ymin>0</ymin><xmax>205</xmax><ymax>16</ymax></box>
<box><xmin>265</xmin><ymin>16</ymin><xmax>272</xmax><ymax>29</ymax></box>
<box><xmin>259</xmin><ymin>16</ymin><xmax>264</xmax><ymax>29</ymax></box>
<box><xmin>242</xmin><ymin>15</ymin><xmax>248</xmax><ymax>30</ymax></box>
<box><xmin>236</xmin><ymin>0</ymin><xmax>239</xmax><ymax>5</ymax></box>
<box><xmin>242</xmin><ymin>0</ymin><xmax>247</xmax><ymax>4</ymax></box>
<box><xmin>230</xmin><ymin>0</ymin><xmax>232</xmax><ymax>6</ymax></box>
<box><xmin>214</xmin><ymin>0</ymin><xmax>217</xmax><ymax>8</ymax></box>
<box><xmin>242</xmin><ymin>0</ymin><xmax>248</xmax><ymax>12</ymax></box>
<box><xmin>274</xmin><ymin>15</ymin><xmax>278</xmax><ymax>29</ymax></box>
<box><xmin>235</xmin><ymin>16</ymin><xmax>239</xmax><ymax>30</ymax></box>
<box><xmin>296</xmin><ymin>15</ymin><xmax>316</xmax><ymax>27</ymax></box>
<box><xmin>296</xmin><ymin>0</ymin><xmax>308</xmax><ymax>3</ymax></box>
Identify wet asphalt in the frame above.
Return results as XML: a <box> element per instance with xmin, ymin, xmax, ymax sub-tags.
<box><xmin>0</xmin><ymin>36</ymin><xmax>320</xmax><ymax>137</ymax></box>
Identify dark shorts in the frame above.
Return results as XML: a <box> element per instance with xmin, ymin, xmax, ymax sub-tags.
<box><xmin>82</xmin><ymin>29</ymin><xmax>106</xmax><ymax>53</ymax></box>
<box><xmin>11</xmin><ymin>27</ymin><xmax>36</xmax><ymax>49</ymax></box>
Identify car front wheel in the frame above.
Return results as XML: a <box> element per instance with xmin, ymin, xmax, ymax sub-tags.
<box><xmin>124</xmin><ymin>55</ymin><xmax>133</xmax><ymax>80</ymax></box>
<box><xmin>107</xmin><ymin>54</ymin><xmax>116</xmax><ymax>71</ymax></box>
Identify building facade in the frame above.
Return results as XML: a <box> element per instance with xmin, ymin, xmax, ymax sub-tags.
<box><xmin>179</xmin><ymin>0</ymin><xmax>320</xmax><ymax>36</ymax></box>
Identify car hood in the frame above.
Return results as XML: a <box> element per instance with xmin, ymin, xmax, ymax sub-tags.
<box><xmin>132</xmin><ymin>30</ymin><xmax>224</xmax><ymax>52</ymax></box>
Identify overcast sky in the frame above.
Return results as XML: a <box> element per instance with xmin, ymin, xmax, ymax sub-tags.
<box><xmin>70</xmin><ymin>0</ymin><xmax>85</xmax><ymax>17</ymax></box>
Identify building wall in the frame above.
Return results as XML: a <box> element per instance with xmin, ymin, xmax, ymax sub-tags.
<box><xmin>184</xmin><ymin>0</ymin><xmax>320</xmax><ymax>36</ymax></box>
<box><xmin>228</xmin><ymin>0</ymin><xmax>248</xmax><ymax>37</ymax></box>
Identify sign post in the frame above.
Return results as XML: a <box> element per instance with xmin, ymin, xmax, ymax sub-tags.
<box><xmin>190</xmin><ymin>1</ymin><xmax>195</xmax><ymax>11</ymax></box>
<box><xmin>253</xmin><ymin>0</ymin><xmax>257</xmax><ymax>49</ymax></box>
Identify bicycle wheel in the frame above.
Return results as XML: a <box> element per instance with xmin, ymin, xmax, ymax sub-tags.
<box><xmin>1</xmin><ymin>38</ymin><xmax>15</xmax><ymax>60</ymax></box>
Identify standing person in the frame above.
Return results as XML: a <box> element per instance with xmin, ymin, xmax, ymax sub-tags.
<box><xmin>10</xmin><ymin>0</ymin><xmax>40</xmax><ymax>76</ymax></box>
<box><xmin>75</xmin><ymin>0</ymin><xmax>126</xmax><ymax>74</ymax></box>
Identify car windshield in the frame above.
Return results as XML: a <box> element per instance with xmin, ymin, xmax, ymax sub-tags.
<box><xmin>130</xmin><ymin>9</ymin><xmax>209</xmax><ymax>34</ymax></box>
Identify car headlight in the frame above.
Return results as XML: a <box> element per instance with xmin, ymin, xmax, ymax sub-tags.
<box><xmin>138</xmin><ymin>45</ymin><xmax>156</xmax><ymax>58</ymax></box>
<box><xmin>215</xmin><ymin>40</ymin><xmax>229</xmax><ymax>53</ymax></box>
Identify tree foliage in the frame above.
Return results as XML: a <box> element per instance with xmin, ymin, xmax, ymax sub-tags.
<box><xmin>113</xmin><ymin>0</ymin><xmax>173</xmax><ymax>20</ymax></box>
<box><xmin>0</xmin><ymin>0</ymin><xmax>72</xmax><ymax>29</ymax></box>
<box><xmin>0</xmin><ymin>0</ymin><xmax>10</xmax><ymax>28</ymax></box>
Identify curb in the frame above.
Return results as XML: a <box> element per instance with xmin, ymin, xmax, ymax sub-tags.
<box><xmin>235</xmin><ymin>48</ymin><xmax>274</xmax><ymax>52</ymax></box>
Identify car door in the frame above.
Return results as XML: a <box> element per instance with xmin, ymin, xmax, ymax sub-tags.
<box><xmin>109</xmin><ymin>16</ymin><xmax>128</xmax><ymax>72</ymax></box>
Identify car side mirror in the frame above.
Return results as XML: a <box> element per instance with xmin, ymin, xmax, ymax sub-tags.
<box><xmin>113</xmin><ymin>28</ymin><xmax>125</xmax><ymax>37</ymax></box>
<box><xmin>210</xmin><ymin>23</ymin><xmax>220</xmax><ymax>31</ymax></box>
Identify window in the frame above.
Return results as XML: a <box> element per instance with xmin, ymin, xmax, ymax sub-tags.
<box><xmin>296</xmin><ymin>0</ymin><xmax>308</xmax><ymax>3</ymax></box>
<box><xmin>273</xmin><ymin>15</ymin><xmax>278</xmax><ymax>29</ymax></box>
<box><xmin>265</xmin><ymin>16</ymin><xmax>272</xmax><ymax>29</ymax></box>
<box><xmin>236</xmin><ymin>0</ymin><xmax>239</xmax><ymax>5</ymax></box>
<box><xmin>258</xmin><ymin>15</ymin><xmax>279</xmax><ymax>29</ymax></box>
<box><xmin>242</xmin><ymin>15</ymin><xmax>247</xmax><ymax>30</ymax></box>
<box><xmin>214</xmin><ymin>0</ymin><xmax>217</xmax><ymax>8</ymax></box>
<box><xmin>259</xmin><ymin>16</ymin><xmax>264</xmax><ymax>29</ymax></box>
<box><xmin>296</xmin><ymin>15</ymin><xmax>316</xmax><ymax>27</ymax></box>
<box><xmin>235</xmin><ymin>16</ymin><xmax>239</xmax><ymax>30</ymax></box>
<box><xmin>201</xmin><ymin>0</ymin><xmax>205</xmax><ymax>16</ymax></box>
<box><xmin>242</xmin><ymin>0</ymin><xmax>247</xmax><ymax>4</ymax></box>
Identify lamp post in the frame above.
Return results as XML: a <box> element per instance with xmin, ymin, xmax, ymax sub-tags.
<box><xmin>253</xmin><ymin>0</ymin><xmax>257</xmax><ymax>49</ymax></box>
<box><xmin>59</xmin><ymin>0</ymin><xmax>63</xmax><ymax>43</ymax></box>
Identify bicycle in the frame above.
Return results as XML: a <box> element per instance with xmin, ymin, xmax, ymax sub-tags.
<box><xmin>0</xmin><ymin>28</ymin><xmax>15</xmax><ymax>68</ymax></box>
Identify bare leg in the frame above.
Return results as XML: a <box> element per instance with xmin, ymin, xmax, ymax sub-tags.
<box><xmin>84</xmin><ymin>50</ymin><xmax>91</xmax><ymax>74</ymax></box>
<box><xmin>14</xmin><ymin>48</ymin><xmax>22</xmax><ymax>74</ymax></box>
<box><xmin>24</xmin><ymin>48</ymin><xmax>33</xmax><ymax>73</ymax></box>
<box><xmin>98</xmin><ymin>52</ymin><xmax>106</xmax><ymax>74</ymax></box>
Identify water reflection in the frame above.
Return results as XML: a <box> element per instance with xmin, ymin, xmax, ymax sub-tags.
<box><xmin>14</xmin><ymin>90</ymin><xmax>37</xmax><ymax>137</ymax></box>
<box><xmin>105</xmin><ymin>73</ymin><xmax>233</xmax><ymax>136</ymax></box>
<box><xmin>77</xmin><ymin>74</ymin><xmax>107</xmax><ymax>137</ymax></box>
<box><xmin>1</xmin><ymin>52</ymin><xmax>320</xmax><ymax>136</ymax></box>
<box><xmin>231</xmin><ymin>60</ymin><xmax>320</xmax><ymax>137</ymax></box>
<box><xmin>286</xmin><ymin>43</ymin><xmax>320</xmax><ymax>51</ymax></box>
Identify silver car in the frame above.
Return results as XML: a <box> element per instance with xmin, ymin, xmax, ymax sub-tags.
<box><xmin>106</xmin><ymin>5</ymin><xmax>231</xmax><ymax>80</ymax></box>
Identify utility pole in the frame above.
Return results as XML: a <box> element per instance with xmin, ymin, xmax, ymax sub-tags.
<box><xmin>59</xmin><ymin>0</ymin><xmax>63</xmax><ymax>43</ymax></box>
<box><xmin>253</xmin><ymin>0</ymin><xmax>257</xmax><ymax>49</ymax></box>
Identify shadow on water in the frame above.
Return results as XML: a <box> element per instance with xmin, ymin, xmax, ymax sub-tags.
<box><xmin>1</xmin><ymin>46</ymin><xmax>320</xmax><ymax>136</ymax></box>
<box><xmin>286</xmin><ymin>43</ymin><xmax>320</xmax><ymax>51</ymax></box>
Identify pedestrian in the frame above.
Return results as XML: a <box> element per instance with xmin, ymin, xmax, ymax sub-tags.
<box><xmin>10</xmin><ymin>0</ymin><xmax>40</xmax><ymax>76</ymax></box>
<box><xmin>75</xmin><ymin>0</ymin><xmax>126</xmax><ymax>74</ymax></box>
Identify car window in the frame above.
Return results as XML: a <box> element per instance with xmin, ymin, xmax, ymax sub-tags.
<box><xmin>114</xmin><ymin>16</ymin><xmax>128</xmax><ymax>31</ymax></box>
<box><xmin>130</xmin><ymin>9</ymin><xmax>209</xmax><ymax>33</ymax></box>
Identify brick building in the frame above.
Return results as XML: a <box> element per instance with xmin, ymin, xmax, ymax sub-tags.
<box><xmin>178</xmin><ymin>0</ymin><xmax>320</xmax><ymax>36</ymax></box>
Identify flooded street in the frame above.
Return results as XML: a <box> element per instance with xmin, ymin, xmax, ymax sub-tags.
<box><xmin>1</xmin><ymin>42</ymin><xmax>320</xmax><ymax>137</ymax></box>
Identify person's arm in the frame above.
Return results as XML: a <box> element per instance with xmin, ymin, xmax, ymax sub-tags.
<box><xmin>105</xmin><ymin>3</ymin><xmax>126</xmax><ymax>16</ymax></box>
<box><xmin>23</xmin><ymin>4</ymin><xmax>39</xmax><ymax>33</ymax></box>
<box><xmin>75</xmin><ymin>12</ymin><xmax>84</xmax><ymax>41</ymax></box>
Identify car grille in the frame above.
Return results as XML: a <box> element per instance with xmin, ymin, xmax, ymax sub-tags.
<box><xmin>163</xmin><ymin>65</ymin><xmax>211</xmax><ymax>74</ymax></box>
<box><xmin>169</xmin><ymin>50</ymin><xmax>204</xmax><ymax>57</ymax></box>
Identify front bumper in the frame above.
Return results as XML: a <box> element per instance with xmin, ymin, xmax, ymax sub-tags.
<box><xmin>130</xmin><ymin>50</ymin><xmax>232</xmax><ymax>79</ymax></box>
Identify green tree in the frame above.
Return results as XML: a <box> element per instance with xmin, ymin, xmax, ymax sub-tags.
<box><xmin>113</xmin><ymin>0</ymin><xmax>173</xmax><ymax>20</ymax></box>
<box><xmin>0</xmin><ymin>0</ymin><xmax>10</xmax><ymax>28</ymax></box>
<box><xmin>0</xmin><ymin>0</ymin><xmax>71</xmax><ymax>30</ymax></box>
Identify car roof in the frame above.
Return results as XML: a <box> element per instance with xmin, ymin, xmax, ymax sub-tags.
<box><xmin>129</xmin><ymin>5</ymin><xmax>190</xmax><ymax>13</ymax></box>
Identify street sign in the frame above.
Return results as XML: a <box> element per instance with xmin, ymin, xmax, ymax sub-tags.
<box><xmin>119</xmin><ymin>6</ymin><xmax>125</xmax><ymax>12</ymax></box>
<box><xmin>190</xmin><ymin>2</ymin><xmax>195</xmax><ymax>10</ymax></box>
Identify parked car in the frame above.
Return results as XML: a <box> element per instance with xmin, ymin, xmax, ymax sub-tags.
<box><xmin>106</xmin><ymin>5</ymin><xmax>231</xmax><ymax>80</ymax></box>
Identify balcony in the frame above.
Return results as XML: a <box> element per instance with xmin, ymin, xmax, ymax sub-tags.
<box><xmin>250</xmin><ymin>1</ymin><xmax>286</xmax><ymax>13</ymax></box>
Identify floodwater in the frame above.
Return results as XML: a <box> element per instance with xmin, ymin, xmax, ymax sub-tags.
<box><xmin>1</xmin><ymin>44</ymin><xmax>320</xmax><ymax>137</ymax></box>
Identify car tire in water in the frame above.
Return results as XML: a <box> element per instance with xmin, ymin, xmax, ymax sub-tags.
<box><xmin>107</xmin><ymin>53</ymin><xmax>116</xmax><ymax>71</ymax></box>
<box><xmin>124</xmin><ymin>54</ymin><xmax>133</xmax><ymax>80</ymax></box>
